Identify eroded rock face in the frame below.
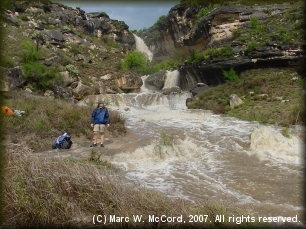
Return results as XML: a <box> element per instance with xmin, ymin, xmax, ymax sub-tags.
<box><xmin>3</xmin><ymin>1</ymin><xmax>136</xmax><ymax>101</ymax></box>
<box><xmin>141</xmin><ymin>3</ymin><xmax>297</xmax><ymax>61</ymax></box>
<box><xmin>116</xmin><ymin>74</ymin><xmax>143</xmax><ymax>90</ymax></box>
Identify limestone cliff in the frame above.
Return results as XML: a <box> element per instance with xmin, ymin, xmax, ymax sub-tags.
<box><xmin>139</xmin><ymin>2</ymin><xmax>304</xmax><ymax>92</ymax></box>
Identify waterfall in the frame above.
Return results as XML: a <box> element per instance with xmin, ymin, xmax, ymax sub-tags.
<box><xmin>133</xmin><ymin>34</ymin><xmax>153</xmax><ymax>61</ymax></box>
<box><xmin>163</xmin><ymin>70</ymin><xmax>180</xmax><ymax>89</ymax></box>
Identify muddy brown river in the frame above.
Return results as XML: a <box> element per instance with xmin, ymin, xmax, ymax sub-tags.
<box><xmin>79</xmin><ymin>87</ymin><xmax>304</xmax><ymax>226</ymax></box>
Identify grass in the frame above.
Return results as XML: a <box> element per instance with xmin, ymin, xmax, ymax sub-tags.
<box><xmin>188</xmin><ymin>68</ymin><xmax>305</xmax><ymax>126</ymax></box>
<box><xmin>154</xmin><ymin>131</ymin><xmax>178</xmax><ymax>159</ymax></box>
<box><xmin>3</xmin><ymin>89</ymin><xmax>125</xmax><ymax>152</ymax></box>
<box><xmin>233</xmin><ymin>4</ymin><xmax>304</xmax><ymax>48</ymax></box>
<box><xmin>3</xmin><ymin>144</ymin><xmax>275</xmax><ymax>228</ymax></box>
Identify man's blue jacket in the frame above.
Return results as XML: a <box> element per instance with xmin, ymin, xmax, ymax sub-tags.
<box><xmin>91</xmin><ymin>106</ymin><xmax>110</xmax><ymax>124</ymax></box>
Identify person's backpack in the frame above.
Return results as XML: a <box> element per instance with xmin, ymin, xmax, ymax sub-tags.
<box><xmin>52</xmin><ymin>132</ymin><xmax>73</xmax><ymax>149</ymax></box>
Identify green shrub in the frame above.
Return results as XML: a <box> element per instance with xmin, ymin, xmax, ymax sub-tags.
<box><xmin>119</xmin><ymin>50</ymin><xmax>147</xmax><ymax>71</ymax></box>
<box><xmin>31</xmin><ymin>30</ymin><xmax>44</xmax><ymax>40</ymax></box>
<box><xmin>196</xmin><ymin>8</ymin><xmax>210</xmax><ymax>19</ymax></box>
<box><xmin>245</xmin><ymin>41</ymin><xmax>259</xmax><ymax>53</ymax></box>
<box><xmin>222</xmin><ymin>67</ymin><xmax>238</xmax><ymax>82</ymax></box>
<box><xmin>205</xmin><ymin>48</ymin><xmax>219</xmax><ymax>58</ymax></box>
<box><xmin>220</xmin><ymin>45</ymin><xmax>235</xmax><ymax>57</ymax></box>
<box><xmin>186</xmin><ymin>49</ymin><xmax>205</xmax><ymax>64</ymax></box>
<box><xmin>250</xmin><ymin>16</ymin><xmax>260</xmax><ymax>30</ymax></box>
<box><xmin>20</xmin><ymin>41</ymin><xmax>43</xmax><ymax>63</ymax></box>
<box><xmin>154</xmin><ymin>15</ymin><xmax>166</xmax><ymax>27</ymax></box>
<box><xmin>204</xmin><ymin>45</ymin><xmax>234</xmax><ymax>59</ymax></box>
<box><xmin>63</xmin><ymin>25</ymin><xmax>71</xmax><ymax>31</ymax></box>
<box><xmin>112</xmin><ymin>21</ymin><xmax>121</xmax><ymax>30</ymax></box>
<box><xmin>22</xmin><ymin>62</ymin><xmax>62</xmax><ymax>90</ymax></box>
<box><xmin>65</xmin><ymin>64</ymin><xmax>78</xmax><ymax>77</ymax></box>
<box><xmin>155</xmin><ymin>59</ymin><xmax>179</xmax><ymax>71</ymax></box>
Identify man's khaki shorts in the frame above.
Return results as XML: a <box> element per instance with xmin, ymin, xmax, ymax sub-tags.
<box><xmin>93</xmin><ymin>124</ymin><xmax>106</xmax><ymax>133</ymax></box>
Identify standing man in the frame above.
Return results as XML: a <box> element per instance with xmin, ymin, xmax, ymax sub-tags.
<box><xmin>90</xmin><ymin>101</ymin><xmax>110</xmax><ymax>147</ymax></box>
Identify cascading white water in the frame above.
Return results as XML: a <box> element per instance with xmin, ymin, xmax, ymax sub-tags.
<box><xmin>163</xmin><ymin>70</ymin><xmax>180</xmax><ymax>89</ymax></box>
<box><xmin>79</xmin><ymin>71</ymin><xmax>305</xmax><ymax>226</ymax></box>
<box><xmin>133</xmin><ymin>34</ymin><xmax>153</xmax><ymax>61</ymax></box>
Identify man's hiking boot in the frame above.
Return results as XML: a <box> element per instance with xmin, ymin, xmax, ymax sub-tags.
<box><xmin>90</xmin><ymin>143</ymin><xmax>97</xmax><ymax>147</ymax></box>
<box><xmin>100</xmin><ymin>144</ymin><xmax>104</xmax><ymax>147</ymax></box>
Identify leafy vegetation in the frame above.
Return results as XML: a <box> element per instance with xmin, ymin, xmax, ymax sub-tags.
<box><xmin>234</xmin><ymin>8</ymin><xmax>303</xmax><ymax>52</ymax></box>
<box><xmin>23</xmin><ymin>62</ymin><xmax>61</xmax><ymax>90</ymax></box>
<box><xmin>188</xmin><ymin>68</ymin><xmax>305</xmax><ymax>126</ymax></box>
<box><xmin>19</xmin><ymin>41</ymin><xmax>62</xmax><ymax>91</ymax></box>
<box><xmin>154</xmin><ymin>15</ymin><xmax>166</xmax><ymax>27</ymax></box>
<box><xmin>118</xmin><ymin>50</ymin><xmax>147</xmax><ymax>72</ymax></box>
<box><xmin>20</xmin><ymin>41</ymin><xmax>43</xmax><ymax>63</ymax></box>
<box><xmin>222</xmin><ymin>67</ymin><xmax>239</xmax><ymax>82</ymax></box>
<box><xmin>65</xmin><ymin>64</ymin><xmax>78</xmax><ymax>77</ymax></box>
<box><xmin>204</xmin><ymin>45</ymin><xmax>234</xmax><ymax>59</ymax></box>
<box><xmin>186</xmin><ymin>49</ymin><xmax>205</xmax><ymax>64</ymax></box>
<box><xmin>196</xmin><ymin>7</ymin><xmax>210</xmax><ymax>19</ymax></box>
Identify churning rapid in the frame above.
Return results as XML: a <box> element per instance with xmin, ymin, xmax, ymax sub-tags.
<box><xmin>80</xmin><ymin>36</ymin><xmax>304</xmax><ymax>225</ymax></box>
<box><xmin>82</xmin><ymin>72</ymin><xmax>304</xmax><ymax>225</ymax></box>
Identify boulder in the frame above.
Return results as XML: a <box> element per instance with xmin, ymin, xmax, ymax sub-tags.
<box><xmin>163</xmin><ymin>86</ymin><xmax>181</xmax><ymax>95</ymax></box>
<box><xmin>116</xmin><ymin>74</ymin><xmax>143</xmax><ymax>89</ymax></box>
<box><xmin>186</xmin><ymin>97</ymin><xmax>193</xmax><ymax>107</ymax></box>
<box><xmin>189</xmin><ymin>83</ymin><xmax>209</xmax><ymax>96</ymax></box>
<box><xmin>7</xmin><ymin>67</ymin><xmax>26</xmax><ymax>88</ymax></box>
<box><xmin>145</xmin><ymin>70</ymin><xmax>166</xmax><ymax>91</ymax></box>
<box><xmin>75</xmin><ymin>54</ymin><xmax>85</xmax><ymax>61</ymax></box>
<box><xmin>60</xmin><ymin>71</ymin><xmax>76</xmax><ymax>86</ymax></box>
<box><xmin>42</xmin><ymin>29</ymin><xmax>64</xmax><ymax>42</ymax></box>
<box><xmin>229</xmin><ymin>94</ymin><xmax>243</xmax><ymax>108</ymax></box>
<box><xmin>44</xmin><ymin>90</ymin><xmax>55</xmax><ymax>98</ymax></box>
<box><xmin>25</xmin><ymin>88</ymin><xmax>33</xmax><ymax>93</ymax></box>
<box><xmin>71</xmin><ymin>81</ymin><xmax>95</xmax><ymax>100</ymax></box>
<box><xmin>100</xmin><ymin>74</ymin><xmax>112</xmax><ymax>80</ymax></box>
<box><xmin>53</xmin><ymin>84</ymin><xmax>73</xmax><ymax>100</ymax></box>
<box><xmin>47</xmin><ymin>18</ymin><xmax>60</xmax><ymax>25</ymax></box>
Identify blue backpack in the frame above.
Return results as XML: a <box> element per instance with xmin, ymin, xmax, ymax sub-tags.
<box><xmin>52</xmin><ymin>132</ymin><xmax>73</xmax><ymax>149</ymax></box>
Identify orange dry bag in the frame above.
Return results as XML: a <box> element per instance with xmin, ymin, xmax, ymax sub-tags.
<box><xmin>2</xmin><ymin>106</ymin><xmax>14</xmax><ymax>115</ymax></box>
